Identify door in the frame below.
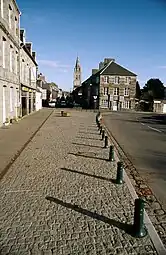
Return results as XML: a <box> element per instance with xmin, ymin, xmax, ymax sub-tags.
<box><xmin>113</xmin><ymin>101</ymin><xmax>118</xmax><ymax>111</ymax></box>
<box><xmin>2</xmin><ymin>86</ymin><xmax>6</xmax><ymax>123</ymax></box>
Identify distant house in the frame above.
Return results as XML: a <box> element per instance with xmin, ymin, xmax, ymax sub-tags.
<box><xmin>81</xmin><ymin>58</ymin><xmax>137</xmax><ymax>110</ymax></box>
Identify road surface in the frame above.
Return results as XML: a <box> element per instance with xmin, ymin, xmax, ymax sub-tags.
<box><xmin>104</xmin><ymin>111</ymin><xmax>166</xmax><ymax>211</ymax></box>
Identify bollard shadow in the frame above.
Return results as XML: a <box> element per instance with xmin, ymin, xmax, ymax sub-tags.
<box><xmin>69</xmin><ymin>152</ymin><xmax>108</xmax><ymax>161</ymax></box>
<box><xmin>61</xmin><ymin>167</ymin><xmax>115</xmax><ymax>183</ymax></box>
<box><xmin>78</xmin><ymin>131</ymin><xmax>99</xmax><ymax>135</ymax></box>
<box><xmin>76</xmin><ymin>136</ymin><xmax>101</xmax><ymax>141</ymax></box>
<box><xmin>72</xmin><ymin>142</ymin><xmax>103</xmax><ymax>149</ymax></box>
<box><xmin>45</xmin><ymin>196</ymin><xmax>133</xmax><ymax>235</ymax></box>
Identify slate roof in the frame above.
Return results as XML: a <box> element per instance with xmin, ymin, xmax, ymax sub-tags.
<box><xmin>82</xmin><ymin>61</ymin><xmax>136</xmax><ymax>85</ymax></box>
<box><xmin>101</xmin><ymin>61</ymin><xmax>136</xmax><ymax>76</ymax></box>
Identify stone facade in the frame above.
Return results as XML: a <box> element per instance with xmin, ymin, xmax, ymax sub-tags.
<box><xmin>81</xmin><ymin>59</ymin><xmax>137</xmax><ymax>110</ymax></box>
<box><xmin>99</xmin><ymin>75</ymin><xmax>137</xmax><ymax>110</ymax></box>
<box><xmin>0</xmin><ymin>0</ymin><xmax>20</xmax><ymax>125</ymax></box>
<box><xmin>20</xmin><ymin>31</ymin><xmax>37</xmax><ymax>116</ymax></box>
<box><xmin>73</xmin><ymin>56</ymin><xmax>81</xmax><ymax>90</ymax></box>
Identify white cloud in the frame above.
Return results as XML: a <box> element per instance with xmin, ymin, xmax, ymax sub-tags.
<box><xmin>157</xmin><ymin>65</ymin><xmax>166</xmax><ymax>69</ymax></box>
<box><xmin>38</xmin><ymin>60</ymin><xmax>71</xmax><ymax>70</ymax></box>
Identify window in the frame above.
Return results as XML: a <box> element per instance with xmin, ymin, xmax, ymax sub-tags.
<box><xmin>106</xmin><ymin>76</ymin><xmax>109</xmax><ymax>83</ymax></box>
<box><xmin>21</xmin><ymin>59</ymin><xmax>25</xmax><ymax>81</ymax></box>
<box><xmin>124</xmin><ymin>87</ymin><xmax>129</xmax><ymax>96</ymax></box>
<box><xmin>9</xmin><ymin>45</ymin><xmax>13</xmax><ymax>72</ymax></box>
<box><xmin>102</xmin><ymin>99</ymin><xmax>108</xmax><ymax>108</ymax></box>
<box><xmin>1</xmin><ymin>0</ymin><xmax>3</xmax><ymax>18</ymax></box>
<box><xmin>15</xmin><ymin>51</ymin><xmax>18</xmax><ymax>74</ymax></box>
<box><xmin>2</xmin><ymin>37</ymin><xmax>6</xmax><ymax>68</ymax></box>
<box><xmin>104</xmin><ymin>87</ymin><xmax>108</xmax><ymax>95</ymax></box>
<box><xmin>29</xmin><ymin>67</ymin><xmax>31</xmax><ymax>85</ymax></box>
<box><xmin>125</xmin><ymin>77</ymin><xmax>131</xmax><ymax>84</ymax></box>
<box><xmin>115</xmin><ymin>76</ymin><xmax>119</xmax><ymax>84</ymax></box>
<box><xmin>10</xmin><ymin>87</ymin><xmax>14</xmax><ymax>112</ymax></box>
<box><xmin>102</xmin><ymin>76</ymin><xmax>109</xmax><ymax>83</ymax></box>
<box><xmin>9</xmin><ymin>5</ymin><xmax>12</xmax><ymax>29</ymax></box>
<box><xmin>122</xmin><ymin>101</ymin><xmax>130</xmax><ymax>109</ymax></box>
<box><xmin>113</xmin><ymin>87</ymin><xmax>119</xmax><ymax>96</ymax></box>
<box><xmin>15</xmin><ymin>16</ymin><xmax>18</xmax><ymax>36</ymax></box>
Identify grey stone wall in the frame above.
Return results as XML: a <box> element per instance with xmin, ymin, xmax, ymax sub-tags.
<box><xmin>99</xmin><ymin>75</ymin><xmax>137</xmax><ymax>110</ymax></box>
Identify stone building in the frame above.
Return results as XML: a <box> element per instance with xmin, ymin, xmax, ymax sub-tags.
<box><xmin>81</xmin><ymin>58</ymin><xmax>137</xmax><ymax>110</ymax></box>
<box><xmin>73</xmin><ymin>56</ymin><xmax>81</xmax><ymax>90</ymax></box>
<box><xmin>0</xmin><ymin>0</ymin><xmax>21</xmax><ymax>126</ymax></box>
<box><xmin>20</xmin><ymin>29</ymin><xmax>38</xmax><ymax>116</ymax></box>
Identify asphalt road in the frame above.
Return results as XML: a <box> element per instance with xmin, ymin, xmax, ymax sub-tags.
<box><xmin>104</xmin><ymin>111</ymin><xmax>166</xmax><ymax>211</ymax></box>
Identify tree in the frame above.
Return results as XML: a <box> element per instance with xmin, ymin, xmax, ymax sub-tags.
<box><xmin>135</xmin><ymin>81</ymin><xmax>141</xmax><ymax>99</ymax></box>
<box><xmin>142</xmin><ymin>79</ymin><xmax>164</xmax><ymax>100</ymax></box>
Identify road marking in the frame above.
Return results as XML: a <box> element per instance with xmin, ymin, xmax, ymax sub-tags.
<box><xmin>137</xmin><ymin>118</ymin><xmax>163</xmax><ymax>133</ymax></box>
<box><xmin>147</xmin><ymin>125</ymin><xmax>162</xmax><ymax>133</ymax></box>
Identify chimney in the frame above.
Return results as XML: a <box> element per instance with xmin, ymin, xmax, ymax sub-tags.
<box><xmin>99</xmin><ymin>62</ymin><xmax>104</xmax><ymax>70</ymax></box>
<box><xmin>20</xmin><ymin>29</ymin><xmax>25</xmax><ymax>44</ymax></box>
<box><xmin>104</xmin><ymin>58</ymin><xmax>115</xmax><ymax>65</ymax></box>
<box><xmin>25</xmin><ymin>43</ymin><xmax>32</xmax><ymax>55</ymax></box>
<box><xmin>92</xmin><ymin>69</ymin><xmax>99</xmax><ymax>75</ymax></box>
<box><xmin>32</xmin><ymin>51</ymin><xmax>36</xmax><ymax>60</ymax></box>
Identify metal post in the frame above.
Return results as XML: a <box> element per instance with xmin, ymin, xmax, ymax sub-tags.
<box><xmin>109</xmin><ymin>145</ymin><xmax>114</xmax><ymax>161</ymax></box>
<box><xmin>133</xmin><ymin>198</ymin><xmax>147</xmax><ymax>238</ymax></box>
<box><xmin>104</xmin><ymin>136</ymin><xmax>108</xmax><ymax>148</ymax></box>
<box><xmin>102</xmin><ymin>130</ymin><xmax>105</xmax><ymax>140</ymax></box>
<box><xmin>116</xmin><ymin>162</ymin><xmax>124</xmax><ymax>184</ymax></box>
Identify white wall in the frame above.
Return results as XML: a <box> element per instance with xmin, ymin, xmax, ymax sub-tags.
<box><xmin>36</xmin><ymin>92</ymin><xmax>42</xmax><ymax>111</ymax></box>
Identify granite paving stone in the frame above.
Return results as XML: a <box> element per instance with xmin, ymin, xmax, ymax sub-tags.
<box><xmin>0</xmin><ymin>110</ymin><xmax>157</xmax><ymax>254</ymax></box>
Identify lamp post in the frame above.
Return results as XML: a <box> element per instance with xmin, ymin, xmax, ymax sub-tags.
<box><xmin>93</xmin><ymin>95</ymin><xmax>97</xmax><ymax>109</ymax></box>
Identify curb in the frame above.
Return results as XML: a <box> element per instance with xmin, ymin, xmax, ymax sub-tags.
<box><xmin>101</xmin><ymin>114</ymin><xmax>166</xmax><ymax>255</ymax></box>
<box><xmin>0</xmin><ymin>110</ymin><xmax>54</xmax><ymax>181</ymax></box>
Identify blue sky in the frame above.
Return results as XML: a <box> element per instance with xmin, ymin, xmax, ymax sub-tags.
<box><xmin>17</xmin><ymin>0</ymin><xmax>166</xmax><ymax>91</ymax></box>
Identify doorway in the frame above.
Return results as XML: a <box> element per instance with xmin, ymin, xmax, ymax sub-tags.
<box><xmin>2</xmin><ymin>86</ymin><xmax>6</xmax><ymax>123</ymax></box>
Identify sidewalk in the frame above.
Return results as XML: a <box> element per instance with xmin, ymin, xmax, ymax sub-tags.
<box><xmin>0</xmin><ymin>108</ymin><xmax>53</xmax><ymax>180</ymax></box>
<box><xmin>0</xmin><ymin>110</ymin><xmax>157</xmax><ymax>254</ymax></box>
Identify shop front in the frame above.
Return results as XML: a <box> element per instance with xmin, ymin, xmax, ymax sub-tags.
<box><xmin>21</xmin><ymin>86</ymin><xmax>36</xmax><ymax>117</ymax></box>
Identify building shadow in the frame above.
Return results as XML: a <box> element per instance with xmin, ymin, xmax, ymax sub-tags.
<box><xmin>76</xmin><ymin>136</ymin><xmax>101</xmax><ymax>141</ymax></box>
<box><xmin>61</xmin><ymin>167</ymin><xmax>115</xmax><ymax>183</ymax></box>
<box><xmin>69</xmin><ymin>152</ymin><xmax>108</xmax><ymax>161</ymax></box>
<box><xmin>141</xmin><ymin>115</ymin><xmax>166</xmax><ymax>125</ymax></box>
<box><xmin>45</xmin><ymin>196</ymin><xmax>133</xmax><ymax>235</ymax></box>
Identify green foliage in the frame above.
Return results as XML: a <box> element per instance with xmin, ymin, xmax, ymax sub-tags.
<box><xmin>142</xmin><ymin>79</ymin><xmax>164</xmax><ymax>100</ymax></box>
<box><xmin>135</xmin><ymin>81</ymin><xmax>141</xmax><ymax>99</ymax></box>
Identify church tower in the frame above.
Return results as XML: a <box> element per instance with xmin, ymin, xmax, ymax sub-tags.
<box><xmin>73</xmin><ymin>56</ymin><xmax>81</xmax><ymax>90</ymax></box>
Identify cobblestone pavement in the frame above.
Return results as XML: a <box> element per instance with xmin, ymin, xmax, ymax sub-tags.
<box><xmin>0</xmin><ymin>110</ymin><xmax>157</xmax><ymax>255</ymax></box>
<box><xmin>0</xmin><ymin>108</ymin><xmax>53</xmax><ymax>179</ymax></box>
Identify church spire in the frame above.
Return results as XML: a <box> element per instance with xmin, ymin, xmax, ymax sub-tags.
<box><xmin>73</xmin><ymin>56</ymin><xmax>82</xmax><ymax>90</ymax></box>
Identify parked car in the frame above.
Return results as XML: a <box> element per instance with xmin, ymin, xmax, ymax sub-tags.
<box><xmin>48</xmin><ymin>101</ymin><xmax>56</xmax><ymax>107</ymax></box>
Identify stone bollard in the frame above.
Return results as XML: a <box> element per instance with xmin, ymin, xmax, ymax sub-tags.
<box><xmin>109</xmin><ymin>145</ymin><xmax>114</xmax><ymax>161</ymax></box>
<box><xmin>102</xmin><ymin>130</ymin><xmax>105</xmax><ymax>140</ymax></box>
<box><xmin>104</xmin><ymin>135</ymin><xmax>108</xmax><ymax>148</ymax></box>
<box><xmin>133</xmin><ymin>198</ymin><xmax>147</xmax><ymax>238</ymax></box>
<box><xmin>116</xmin><ymin>162</ymin><xmax>124</xmax><ymax>184</ymax></box>
<box><xmin>100</xmin><ymin>126</ymin><xmax>102</xmax><ymax>135</ymax></box>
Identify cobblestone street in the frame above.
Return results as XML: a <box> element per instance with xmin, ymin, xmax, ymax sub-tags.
<box><xmin>0</xmin><ymin>110</ymin><xmax>157</xmax><ymax>254</ymax></box>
